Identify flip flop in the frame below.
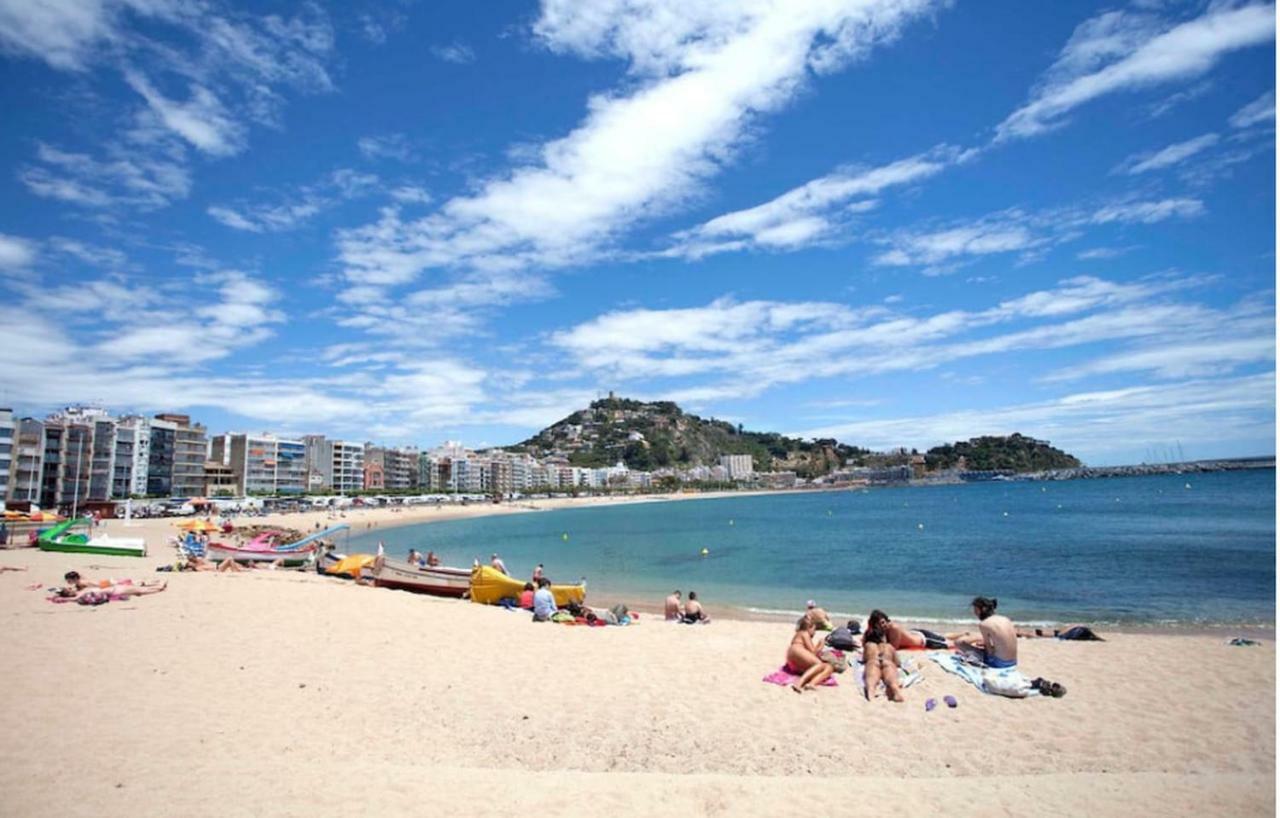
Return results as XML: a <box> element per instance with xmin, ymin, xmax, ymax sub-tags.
<box><xmin>944</xmin><ymin>695</ymin><xmax>958</xmax><ymax>708</ymax></box>
<box><xmin>925</xmin><ymin>698</ymin><xmax>937</xmax><ymax>712</ymax></box>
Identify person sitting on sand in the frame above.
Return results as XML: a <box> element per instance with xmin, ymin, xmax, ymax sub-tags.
<box><xmin>866</xmin><ymin>609</ymin><xmax>951</xmax><ymax>651</ymax></box>
<box><xmin>532</xmin><ymin>578</ymin><xmax>557</xmax><ymax>622</ymax></box>
<box><xmin>519</xmin><ymin>582</ymin><xmax>535</xmax><ymax>610</ymax></box>
<box><xmin>805</xmin><ymin>600</ymin><xmax>832</xmax><ymax>630</ymax></box>
<box><xmin>952</xmin><ymin>596</ymin><xmax>1017</xmax><ymax>668</ymax></box>
<box><xmin>664</xmin><ymin>590</ymin><xmax>682</xmax><ymax>621</ymax></box>
<box><xmin>490</xmin><ymin>553</ymin><xmax>509</xmax><ymax>576</ymax></box>
<box><xmin>786</xmin><ymin>616</ymin><xmax>833</xmax><ymax>693</ymax></box>
<box><xmin>682</xmin><ymin>591</ymin><xmax>710</xmax><ymax>623</ymax></box>
<box><xmin>862</xmin><ymin>625</ymin><xmax>906</xmax><ymax>702</ymax></box>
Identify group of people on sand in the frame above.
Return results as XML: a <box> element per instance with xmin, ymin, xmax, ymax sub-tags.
<box><xmin>663</xmin><ymin>590</ymin><xmax>710</xmax><ymax>624</ymax></box>
<box><xmin>784</xmin><ymin>596</ymin><xmax>1022</xmax><ymax>699</ymax></box>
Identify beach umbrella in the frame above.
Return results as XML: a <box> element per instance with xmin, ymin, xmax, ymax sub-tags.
<box><xmin>176</xmin><ymin>519</ymin><xmax>219</xmax><ymax>533</ymax></box>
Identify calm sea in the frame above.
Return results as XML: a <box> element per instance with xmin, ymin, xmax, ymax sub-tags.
<box><xmin>346</xmin><ymin>469</ymin><xmax>1276</xmax><ymax>628</ymax></box>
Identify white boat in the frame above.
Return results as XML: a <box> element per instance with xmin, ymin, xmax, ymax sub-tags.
<box><xmin>368</xmin><ymin>557</ymin><xmax>471</xmax><ymax>597</ymax></box>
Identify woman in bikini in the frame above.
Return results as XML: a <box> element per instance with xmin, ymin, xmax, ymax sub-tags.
<box><xmin>786</xmin><ymin>616</ymin><xmax>833</xmax><ymax>693</ymax></box>
<box><xmin>862</xmin><ymin>625</ymin><xmax>906</xmax><ymax>702</ymax></box>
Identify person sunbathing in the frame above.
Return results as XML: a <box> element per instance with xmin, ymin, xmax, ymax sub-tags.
<box><xmin>862</xmin><ymin>626</ymin><xmax>906</xmax><ymax>702</ymax></box>
<box><xmin>183</xmin><ymin>556</ymin><xmax>284</xmax><ymax>572</ymax></box>
<box><xmin>867</xmin><ymin>609</ymin><xmax>950</xmax><ymax>650</ymax></box>
<box><xmin>952</xmin><ymin>596</ymin><xmax>1018</xmax><ymax>668</ymax></box>
<box><xmin>64</xmin><ymin>570</ymin><xmax>161</xmax><ymax>590</ymax></box>
<box><xmin>786</xmin><ymin>616</ymin><xmax>833</xmax><ymax>693</ymax></box>
<box><xmin>54</xmin><ymin>581</ymin><xmax>167</xmax><ymax>600</ymax></box>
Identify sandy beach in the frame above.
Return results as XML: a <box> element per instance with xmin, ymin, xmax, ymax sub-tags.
<box><xmin>0</xmin><ymin>495</ymin><xmax>1274</xmax><ymax>818</ymax></box>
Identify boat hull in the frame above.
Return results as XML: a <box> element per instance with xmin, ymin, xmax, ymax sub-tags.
<box><xmin>39</xmin><ymin>538</ymin><xmax>147</xmax><ymax>558</ymax></box>
<box><xmin>370</xmin><ymin>559</ymin><xmax>471</xmax><ymax>597</ymax></box>
<box><xmin>206</xmin><ymin>542</ymin><xmax>316</xmax><ymax>566</ymax></box>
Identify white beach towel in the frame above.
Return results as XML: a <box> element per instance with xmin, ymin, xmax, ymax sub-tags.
<box><xmin>928</xmin><ymin>652</ymin><xmax>1040</xmax><ymax>698</ymax></box>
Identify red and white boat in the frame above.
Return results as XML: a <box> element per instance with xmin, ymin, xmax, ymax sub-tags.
<box><xmin>367</xmin><ymin>557</ymin><xmax>472</xmax><ymax>597</ymax></box>
<box><xmin>206</xmin><ymin>541</ymin><xmax>317</xmax><ymax>566</ymax></box>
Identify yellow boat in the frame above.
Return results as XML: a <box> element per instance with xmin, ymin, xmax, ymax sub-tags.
<box><xmin>469</xmin><ymin>565</ymin><xmax>586</xmax><ymax>607</ymax></box>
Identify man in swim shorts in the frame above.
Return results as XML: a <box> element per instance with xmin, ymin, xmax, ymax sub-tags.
<box><xmin>953</xmin><ymin>596</ymin><xmax>1017</xmax><ymax>668</ymax></box>
<box><xmin>664</xmin><ymin>590</ymin><xmax>682</xmax><ymax>621</ymax></box>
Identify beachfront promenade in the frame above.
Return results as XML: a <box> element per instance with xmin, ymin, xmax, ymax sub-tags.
<box><xmin>0</xmin><ymin>501</ymin><xmax>1273</xmax><ymax>817</ymax></box>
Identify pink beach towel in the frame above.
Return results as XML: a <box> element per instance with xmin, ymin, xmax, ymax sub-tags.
<box><xmin>762</xmin><ymin>666</ymin><xmax>838</xmax><ymax>687</ymax></box>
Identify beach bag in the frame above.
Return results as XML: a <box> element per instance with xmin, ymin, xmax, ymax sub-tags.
<box><xmin>818</xmin><ymin>646</ymin><xmax>849</xmax><ymax>673</ymax></box>
<box><xmin>77</xmin><ymin>591</ymin><xmax>110</xmax><ymax>606</ymax></box>
<box><xmin>982</xmin><ymin>669</ymin><xmax>1031</xmax><ymax>698</ymax></box>
<box><xmin>826</xmin><ymin>627</ymin><xmax>857</xmax><ymax>651</ymax></box>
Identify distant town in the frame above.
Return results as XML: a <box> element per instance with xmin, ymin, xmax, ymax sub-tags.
<box><xmin>0</xmin><ymin>404</ymin><xmax>1271</xmax><ymax>518</ymax></box>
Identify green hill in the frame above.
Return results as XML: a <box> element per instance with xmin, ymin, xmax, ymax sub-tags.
<box><xmin>508</xmin><ymin>396</ymin><xmax>868</xmax><ymax>479</ymax></box>
<box><xmin>924</xmin><ymin>433</ymin><xmax>1081</xmax><ymax>472</ymax></box>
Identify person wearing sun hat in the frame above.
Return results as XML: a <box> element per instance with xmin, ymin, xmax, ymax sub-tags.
<box><xmin>805</xmin><ymin>599</ymin><xmax>832</xmax><ymax>630</ymax></box>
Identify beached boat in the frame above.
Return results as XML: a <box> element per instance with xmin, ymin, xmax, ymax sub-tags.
<box><xmin>206</xmin><ymin>541</ymin><xmax>316</xmax><ymax>566</ymax></box>
<box><xmin>369</xmin><ymin>557</ymin><xmax>472</xmax><ymax>597</ymax></box>
<box><xmin>37</xmin><ymin>518</ymin><xmax>147</xmax><ymax>558</ymax></box>
<box><xmin>469</xmin><ymin>565</ymin><xmax>586</xmax><ymax>607</ymax></box>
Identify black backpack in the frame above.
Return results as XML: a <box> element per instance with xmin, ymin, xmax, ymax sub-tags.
<box><xmin>826</xmin><ymin>626</ymin><xmax>858</xmax><ymax>651</ymax></box>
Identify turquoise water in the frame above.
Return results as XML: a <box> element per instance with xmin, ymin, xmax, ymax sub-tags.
<box><xmin>347</xmin><ymin>470</ymin><xmax>1276</xmax><ymax>627</ymax></box>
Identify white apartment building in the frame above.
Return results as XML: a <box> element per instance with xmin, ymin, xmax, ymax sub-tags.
<box><xmin>329</xmin><ymin>440</ymin><xmax>364</xmax><ymax>493</ymax></box>
<box><xmin>0</xmin><ymin>409</ymin><xmax>13</xmax><ymax>503</ymax></box>
<box><xmin>116</xmin><ymin>416</ymin><xmax>153</xmax><ymax>496</ymax></box>
<box><xmin>216</xmin><ymin>433</ymin><xmax>308</xmax><ymax>495</ymax></box>
<box><xmin>719</xmin><ymin>454</ymin><xmax>755</xmax><ymax>481</ymax></box>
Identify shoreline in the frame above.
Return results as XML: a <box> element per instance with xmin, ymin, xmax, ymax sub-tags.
<box><xmin>50</xmin><ymin>488</ymin><xmax>1271</xmax><ymax>635</ymax></box>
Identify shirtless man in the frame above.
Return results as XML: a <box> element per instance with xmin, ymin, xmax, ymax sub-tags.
<box><xmin>682</xmin><ymin>591</ymin><xmax>710</xmax><ymax>623</ymax></box>
<box><xmin>953</xmin><ymin>596</ymin><xmax>1017</xmax><ymax>668</ymax></box>
<box><xmin>664</xmin><ymin>590</ymin><xmax>682</xmax><ymax>621</ymax></box>
<box><xmin>867</xmin><ymin>609</ymin><xmax>951</xmax><ymax>651</ymax></box>
<box><xmin>490</xmin><ymin>553</ymin><xmax>508</xmax><ymax>575</ymax></box>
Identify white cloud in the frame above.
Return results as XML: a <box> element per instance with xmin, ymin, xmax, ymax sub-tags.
<box><xmin>669</xmin><ymin>145</ymin><xmax>965</xmax><ymax>257</ymax></box>
<box><xmin>997</xmin><ymin>4</ymin><xmax>1276</xmax><ymax>141</ymax></box>
<box><xmin>389</xmin><ymin>186</ymin><xmax>431</xmax><ymax>204</ymax></box>
<box><xmin>124</xmin><ymin>70</ymin><xmax>245</xmax><ymax>156</ymax></box>
<box><xmin>1116</xmin><ymin>132</ymin><xmax>1219</xmax><ymax>174</ymax></box>
<box><xmin>207</xmin><ymin>169</ymin><xmax>380</xmax><ymax>232</ymax></box>
<box><xmin>1090</xmin><ymin>197</ymin><xmax>1204</xmax><ymax>224</ymax></box>
<box><xmin>430</xmin><ymin>42</ymin><xmax>475</xmax><ymax>64</ymax></box>
<box><xmin>19</xmin><ymin>141</ymin><xmax>191</xmax><ymax>208</ymax></box>
<box><xmin>335</xmin><ymin>0</ymin><xmax>937</xmax><ymax>297</ymax></box>
<box><xmin>357</xmin><ymin>134</ymin><xmax>416</xmax><ymax>162</ymax></box>
<box><xmin>873</xmin><ymin>220</ymin><xmax>1039</xmax><ymax>268</ymax></box>
<box><xmin>549</xmin><ymin>275</ymin><xmax>1259</xmax><ymax>403</ymax></box>
<box><xmin>1076</xmin><ymin>245</ymin><xmax>1136</xmax><ymax>260</ymax></box>
<box><xmin>795</xmin><ymin>373</ymin><xmax>1275</xmax><ymax>464</ymax></box>
<box><xmin>1229</xmin><ymin>90</ymin><xmax>1275</xmax><ymax>128</ymax></box>
<box><xmin>0</xmin><ymin>0</ymin><xmax>150</xmax><ymax>71</ymax></box>
<box><xmin>0</xmin><ymin>233</ymin><xmax>37</xmax><ymax>269</ymax></box>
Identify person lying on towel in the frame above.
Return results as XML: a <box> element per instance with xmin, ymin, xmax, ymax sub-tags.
<box><xmin>950</xmin><ymin>596</ymin><xmax>1017</xmax><ymax>668</ymax></box>
<box><xmin>866</xmin><ymin>609</ymin><xmax>950</xmax><ymax>651</ymax></box>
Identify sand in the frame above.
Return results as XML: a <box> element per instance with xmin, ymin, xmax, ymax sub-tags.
<box><xmin>0</xmin><ymin>500</ymin><xmax>1273</xmax><ymax>817</ymax></box>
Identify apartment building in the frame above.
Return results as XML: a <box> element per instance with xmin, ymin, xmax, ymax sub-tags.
<box><xmin>156</xmin><ymin>414</ymin><xmax>207</xmax><ymax>498</ymax></box>
<box><xmin>305</xmin><ymin>436</ymin><xmax>364</xmax><ymax>493</ymax></box>
<box><xmin>719</xmin><ymin>454</ymin><xmax>755</xmax><ymax>481</ymax></box>
<box><xmin>0</xmin><ymin>408</ymin><xmax>12</xmax><ymax>503</ymax></box>
<box><xmin>215</xmin><ymin>433</ymin><xmax>309</xmax><ymax>495</ymax></box>
<box><xmin>8</xmin><ymin>418</ymin><xmax>44</xmax><ymax>504</ymax></box>
<box><xmin>115</xmin><ymin>416</ymin><xmax>153</xmax><ymax>496</ymax></box>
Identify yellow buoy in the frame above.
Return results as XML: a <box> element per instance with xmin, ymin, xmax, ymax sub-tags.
<box><xmin>562</xmin><ymin>533</ymin><xmax>569</xmax><ymax>541</ymax></box>
<box><xmin>700</xmin><ymin>547</ymin><xmax>709</xmax><ymax>557</ymax></box>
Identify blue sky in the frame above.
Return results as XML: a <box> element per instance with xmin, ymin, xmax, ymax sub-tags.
<box><xmin>0</xmin><ymin>0</ymin><xmax>1274</xmax><ymax>466</ymax></box>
